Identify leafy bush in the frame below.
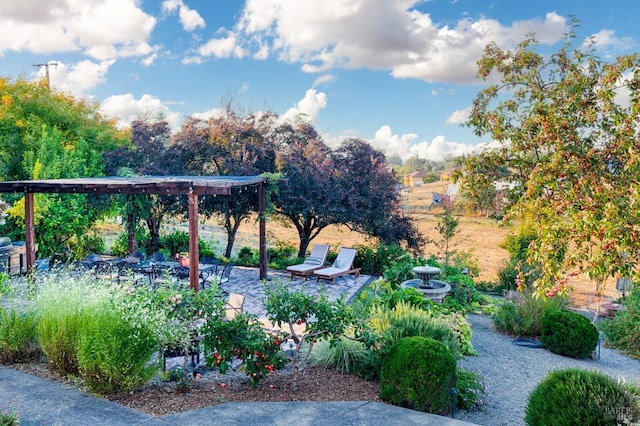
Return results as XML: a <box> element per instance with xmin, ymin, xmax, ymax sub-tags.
<box><xmin>496</xmin><ymin>261</ymin><xmax>519</xmax><ymax>292</ymax></box>
<box><xmin>308</xmin><ymin>333</ymin><xmax>369</xmax><ymax>376</ymax></box>
<box><xmin>76</xmin><ymin>293</ymin><xmax>164</xmax><ymax>394</ymax></box>
<box><xmin>202</xmin><ymin>312</ymin><xmax>286</xmax><ymax>387</ymax></box>
<box><xmin>267</xmin><ymin>240</ymin><xmax>296</xmax><ymax>263</ymax></box>
<box><xmin>35</xmin><ymin>274</ymin><xmax>110</xmax><ymax>375</ymax></box>
<box><xmin>454</xmin><ymin>368</ymin><xmax>486</xmax><ymax>411</ymax></box>
<box><xmin>236</xmin><ymin>246</ymin><xmax>259</xmax><ymax>267</ymax></box>
<box><xmin>541</xmin><ymin>309</ymin><xmax>599</xmax><ymax>359</ymax></box>
<box><xmin>379</xmin><ymin>336</ymin><xmax>456</xmax><ymax>415</ymax></box>
<box><xmin>160</xmin><ymin>230</ymin><xmax>214</xmax><ymax>259</ymax></box>
<box><xmin>358</xmin><ymin>301</ymin><xmax>475</xmax><ymax>381</ymax></box>
<box><xmin>74</xmin><ymin>231</ymin><xmax>105</xmax><ymax>259</ymax></box>
<box><xmin>599</xmin><ymin>288</ymin><xmax>640</xmax><ymax>359</ymax></box>
<box><xmin>525</xmin><ymin>368</ymin><xmax>640</xmax><ymax>425</ymax></box>
<box><xmin>492</xmin><ymin>291</ymin><xmax>566</xmax><ymax>337</ymax></box>
<box><xmin>358</xmin><ymin>278</ymin><xmax>429</xmax><ymax>310</ymax></box>
<box><xmin>0</xmin><ymin>305</ymin><xmax>41</xmax><ymax>363</ymax></box>
<box><xmin>110</xmin><ymin>228</ymin><xmax>150</xmax><ymax>257</ymax></box>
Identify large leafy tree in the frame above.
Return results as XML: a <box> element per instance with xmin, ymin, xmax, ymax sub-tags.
<box><xmin>459</xmin><ymin>25</ymin><xmax>640</xmax><ymax>295</ymax></box>
<box><xmin>171</xmin><ymin>109</ymin><xmax>278</xmax><ymax>258</ymax></box>
<box><xmin>274</xmin><ymin>123</ymin><xmax>342</xmax><ymax>257</ymax></box>
<box><xmin>334</xmin><ymin>138</ymin><xmax>424</xmax><ymax>253</ymax></box>
<box><xmin>103</xmin><ymin>118</ymin><xmax>179</xmax><ymax>253</ymax></box>
<box><xmin>0</xmin><ymin>77</ymin><xmax>126</xmax><ymax>256</ymax></box>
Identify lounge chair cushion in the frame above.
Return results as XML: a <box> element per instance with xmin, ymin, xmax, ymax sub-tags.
<box><xmin>304</xmin><ymin>256</ymin><xmax>323</xmax><ymax>266</ymax></box>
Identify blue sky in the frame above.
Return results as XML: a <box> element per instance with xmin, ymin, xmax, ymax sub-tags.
<box><xmin>1</xmin><ymin>1</ymin><xmax>639</xmax><ymax>162</ymax></box>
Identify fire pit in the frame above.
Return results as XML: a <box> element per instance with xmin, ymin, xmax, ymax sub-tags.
<box><xmin>401</xmin><ymin>266</ymin><xmax>451</xmax><ymax>303</ymax></box>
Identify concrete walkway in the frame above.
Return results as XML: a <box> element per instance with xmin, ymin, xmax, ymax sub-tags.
<box><xmin>0</xmin><ymin>367</ymin><xmax>476</xmax><ymax>425</ymax></box>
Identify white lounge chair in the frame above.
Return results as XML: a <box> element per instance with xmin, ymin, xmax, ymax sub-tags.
<box><xmin>286</xmin><ymin>244</ymin><xmax>330</xmax><ymax>280</ymax></box>
<box><xmin>312</xmin><ymin>247</ymin><xmax>360</xmax><ymax>284</ymax></box>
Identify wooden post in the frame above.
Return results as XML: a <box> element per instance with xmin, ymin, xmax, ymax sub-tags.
<box><xmin>259</xmin><ymin>183</ymin><xmax>267</xmax><ymax>280</ymax></box>
<box><xmin>24</xmin><ymin>192</ymin><xmax>36</xmax><ymax>272</ymax></box>
<box><xmin>188</xmin><ymin>193</ymin><xmax>199</xmax><ymax>292</ymax></box>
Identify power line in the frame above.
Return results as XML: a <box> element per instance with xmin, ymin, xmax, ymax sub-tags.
<box><xmin>31</xmin><ymin>61</ymin><xmax>58</xmax><ymax>90</ymax></box>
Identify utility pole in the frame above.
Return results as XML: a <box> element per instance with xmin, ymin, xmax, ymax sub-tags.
<box><xmin>32</xmin><ymin>61</ymin><xmax>58</xmax><ymax>91</ymax></box>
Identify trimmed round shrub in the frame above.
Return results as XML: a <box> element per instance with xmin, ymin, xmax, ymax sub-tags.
<box><xmin>379</xmin><ymin>336</ymin><xmax>456</xmax><ymax>415</ymax></box>
<box><xmin>541</xmin><ymin>309</ymin><xmax>599</xmax><ymax>359</ymax></box>
<box><xmin>525</xmin><ymin>368</ymin><xmax>640</xmax><ymax>425</ymax></box>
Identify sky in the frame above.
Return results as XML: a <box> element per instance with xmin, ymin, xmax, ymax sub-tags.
<box><xmin>1</xmin><ymin>0</ymin><xmax>639</xmax><ymax>163</ymax></box>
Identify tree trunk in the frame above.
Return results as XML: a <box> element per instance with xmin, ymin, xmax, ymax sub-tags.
<box><xmin>146</xmin><ymin>214</ymin><xmax>163</xmax><ymax>252</ymax></box>
<box><xmin>223</xmin><ymin>213</ymin><xmax>242</xmax><ymax>258</ymax></box>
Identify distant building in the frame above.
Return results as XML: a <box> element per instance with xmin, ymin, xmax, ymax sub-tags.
<box><xmin>403</xmin><ymin>170</ymin><xmax>426</xmax><ymax>186</ymax></box>
<box><xmin>439</xmin><ymin>168</ymin><xmax>459</xmax><ymax>182</ymax></box>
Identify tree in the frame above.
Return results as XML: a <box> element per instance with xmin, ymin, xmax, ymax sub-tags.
<box><xmin>0</xmin><ymin>77</ymin><xmax>126</xmax><ymax>256</ymax></box>
<box><xmin>460</xmin><ymin>23</ymin><xmax>640</xmax><ymax>295</ymax></box>
<box><xmin>171</xmin><ymin>109</ymin><xmax>278</xmax><ymax>258</ymax></box>
<box><xmin>104</xmin><ymin>118</ymin><xmax>177</xmax><ymax>253</ymax></box>
<box><xmin>334</xmin><ymin>138</ymin><xmax>425</xmax><ymax>253</ymax></box>
<box><xmin>273</xmin><ymin>123</ymin><xmax>342</xmax><ymax>257</ymax></box>
<box><xmin>453</xmin><ymin>155</ymin><xmax>509</xmax><ymax>217</ymax></box>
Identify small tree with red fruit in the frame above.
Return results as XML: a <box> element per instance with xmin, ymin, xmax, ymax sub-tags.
<box><xmin>262</xmin><ymin>280</ymin><xmax>353</xmax><ymax>390</ymax></box>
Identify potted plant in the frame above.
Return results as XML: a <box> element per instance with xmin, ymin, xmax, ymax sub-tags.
<box><xmin>176</xmin><ymin>252</ymin><xmax>190</xmax><ymax>267</ymax></box>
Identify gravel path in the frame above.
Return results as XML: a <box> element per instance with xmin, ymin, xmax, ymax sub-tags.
<box><xmin>454</xmin><ymin>313</ymin><xmax>640</xmax><ymax>426</ymax></box>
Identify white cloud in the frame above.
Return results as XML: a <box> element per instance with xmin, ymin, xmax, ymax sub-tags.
<box><xmin>238</xmin><ymin>82</ymin><xmax>250</xmax><ymax>94</ymax></box>
<box><xmin>584</xmin><ymin>29</ymin><xmax>633</xmax><ymax>51</ymax></box>
<box><xmin>99</xmin><ymin>93</ymin><xmax>182</xmax><ymax>130</ymax></box>
<box><xmin>0</xmin><ymin>0</ymin><xmax>156</xmax><ymax>60</ymax></box>
<box><xmin>445</xmin><ymin>107</ymin><xmax>471</xmax><ymax>125</ymax></box>
<box><xmin>312</xmin><ymin>74</ymin><xmax>337</xmax><ymax>88</ymax></box>
<box><xmin>367</xmin><ymin>125</ymin><xmax>480</xmax><ymax>162</ymax></box>
<box><xmin>32</xmin><ymin>60</ymin><xmax>114</xmax><ymax>97</ymax></box>
<box><xmin>198</xmin><ymin>31</ymin><xmax>245</xmax><ymax>58</ymax></box>
<box><xmin>191</xmin><ymin>107</ymin><xmax>225</xmax><ymax>120</ymax></box>
<box><xmin>281</xmin><ymin>89</ymin><xmax>327</xmax><ymax>125</ymax></box>
<box><xmin>161</xmin><ymin>0</ymin><xmax>205</xmax><ymax>32</ymax></box>
<box><xmin>221</xmin><ymin>1</ymin><xmax>567</xmax><ymax>84</ymax></box>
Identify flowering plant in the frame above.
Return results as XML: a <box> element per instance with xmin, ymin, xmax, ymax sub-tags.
<box><xmin>175</xmin><ymin>252</ymin><xmax>190</xmax><ymax>260</ymax></box>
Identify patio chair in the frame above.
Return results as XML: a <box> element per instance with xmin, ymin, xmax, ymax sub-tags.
<box><xmin>286</xmin><ymin>244</ymin><xmax>330</xmax><ymax>280</ymax></box>
<box><xmin>149</xmin><ymin>252</ymin><xmax>167</xmax><ymax>262</ymax></box>
<box><xmin>149</xmin><ymin>263</ymin><xmax>174</xmax><ymax>288</ymax></box>
<box><xmin>218</xmin><ymin>263</ymin><xmax>234</xmax><ymax>285</ymax></box>
<box><xmin>312</xmin><ymin>247</ymin><xmax>360</xmax><ymax>285</ymax></box>
<box><xmin>93</xmin><ymin>260</ymin><xmax>115</xmax><ymax>281</ymax></box>
<box><xmin>224</xmin><ymin>292</ymin><xmax>245</xmax><ymax>321</ymax></box>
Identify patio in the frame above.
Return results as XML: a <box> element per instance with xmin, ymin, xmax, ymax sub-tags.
<box><xmin>218</xmin><ymin>266</ymin><xmax>374</xmax><ymax>319</ymax></box>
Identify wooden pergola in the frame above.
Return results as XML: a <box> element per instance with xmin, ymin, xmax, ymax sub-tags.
<box><xmin>0</xmin><ymin>176</ymin><xmax>270</xmax><ymax>291</ymax></box>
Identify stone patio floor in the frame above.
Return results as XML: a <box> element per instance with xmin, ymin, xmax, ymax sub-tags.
<box><xmin>218</xmin><ymin>266</ymin><xmax>374</xmax><ymax>319</ymax></box>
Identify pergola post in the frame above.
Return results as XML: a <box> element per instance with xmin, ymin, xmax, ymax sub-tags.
<box><xmin>259</xmin><ymin>182</ymin><xmax>267</xmax><ymax>280</ymax></box>
<box><xmin>24</xmin><ymin>192</ymin><xmax>36</xmax><ymax>273</ymax></box>
<box><xmin>188</xmin><ymin>193</ymin><xmax>200</xmax><ymax>292</ymax></box>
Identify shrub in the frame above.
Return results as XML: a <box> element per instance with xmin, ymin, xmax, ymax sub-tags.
<box><xmin>454</xmin><ymin>368</ymin><xmax>486</xmax><ymax>411</ymax></box>
<box><xmin>492</xmin><ymin>291</ymin><xmax>566</xmax><ymax>337</ymax></box>
<box><xmin>599</xmin><ymin>288</ymin><xmax>640</xmax><ymax>359</ymax></box>
<box><xmin>525</xmin><ymin>368</ymin><xmax>640</xmax><ymax>425</ymax></box>
<box><xmin>201</xmin><ymin>312</ymin><xmax>286</xmax><ymax>387</ymax></box>
<box><xmin>379</xmin><ymin>336</ymin><xmax>456</xmax><ymax>415</ymax></box>
<box><xmin>236</xmin><ymin>246</ymin><xmax>259</xmax><ymax>267</ymax></box>
<box><xmin>309</xmin><ymin>333</ymin><xmax>369</xmax><ymax>376</ymax></box>
<box><xmin>0</xmin><ymin>305</ymin><xmax>41</xmax><ymax>363</ymax></box>
<box><xmin>76</xmin><ymin>296</ymin><xmax>163</xmax><ymax>394</ymax></box>
<box><xmin>35</xmin><ymin>274</ymin><xmax>110</xmax><ymax>375</ymax></box>
<box><xmin>74</xmin><ymin>231</ymin><xmax>105</xmax><ymax>259</ymax></box>
<box><xmin>541</xmin><ymin>310</ymin><xmax>599</xmax><ymax>359</ymax></box>
<box><xmin>358</xmin><ymin>278</ymin><xmax>428</xmax><ymax>310</ymax></box>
